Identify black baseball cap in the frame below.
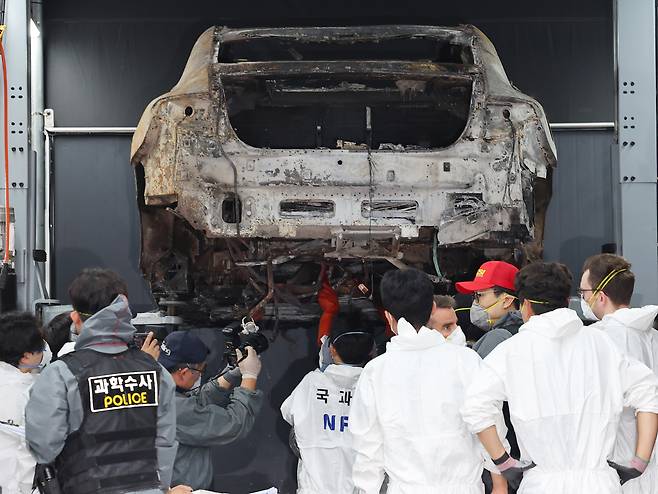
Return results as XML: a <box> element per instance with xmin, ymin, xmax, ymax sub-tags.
<box><xmin>158</xmin><ymin>331</ymin><xmax>209</xmax><ymax>369</ymax></box>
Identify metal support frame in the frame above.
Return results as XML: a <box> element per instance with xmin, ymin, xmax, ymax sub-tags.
<box><xmin>41</xmin><ymin>122</ymin><xmax>616</xmax><ymax>136</ymax></box>
<box><xmin>614</xmin><ymin>0</ymin><xmax>658</xmax><ymax>305</ymax></box>
<box><xmin>0</xmin><ymin>0</ymin><xmax>41</xmax><ymax>310</ymax></box>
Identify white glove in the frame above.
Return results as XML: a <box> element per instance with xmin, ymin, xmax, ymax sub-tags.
<box><xmin>318</xmin><ymin>335</ymin><xmax>333</xmax><ymax>371</ymax></box>
<box><xmin>237</xmin><ymin>346</ymin><xmax>262</xmax><ymax>380</ymax></box>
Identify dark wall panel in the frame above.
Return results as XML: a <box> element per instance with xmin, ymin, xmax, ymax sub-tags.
<box><xmin>543</xmin><ymin>130</ymin><xmax>616</xmax><ymax>278</ymax></box>
<box><xmin>51</xmin><ymin>136</ymin><xmax>154</xmax><ymax>310</ymax></box>
<box><xmin>44</xmin><ymin>0</ymin><xmax>613</xmax><ymax>126</ymax></box>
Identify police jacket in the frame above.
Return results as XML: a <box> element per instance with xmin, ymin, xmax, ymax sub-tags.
<box><xmin>172</xmin><ymin>379</ymin><xmax>263</xmax><ymax>489</ymax></box>
<box><xmin>25</xmin><ymin>296</ymin><xmax>178</xmax><ymax>493</ymax></box>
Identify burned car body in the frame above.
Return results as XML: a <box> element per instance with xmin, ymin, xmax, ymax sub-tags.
<box><xmin>131</xmin><ymin>25</ymin><xmax>556</xmax><ymax>323</ymax></box>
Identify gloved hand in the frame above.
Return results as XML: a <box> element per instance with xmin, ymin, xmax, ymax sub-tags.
<box><xmin>221</xmin><ymin>364</ymin><xmax>243</xmax><ymax>388</ymax></box>
<box><xmin>608</xmin><ymin>457</ymin><xmax>649</xmax><ymax>485</ymax></box>
<box><xmin>493</xmin><ymin>452</ymin><xmax>535</xmax><ymax>490</ymax></box>
<box><xmin>237</xmin><ymin>346</ymin><xmax>262</xmax><ymax>380</ymax></box>
<box><xmin>318</xmin><ymin>335</ymin><xmax>333</xmax><ymax>371</ymax></box>
<box><xmin>317</xmin><ymin>273</ymin><xmax>339</xmax><ymax>346</ymax></box>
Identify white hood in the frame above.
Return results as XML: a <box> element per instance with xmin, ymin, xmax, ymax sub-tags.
<box><xmin>603</xmin><ymin>305</ymin><xmax>658</xmax><ymax>332</ymax></box>
<box><xmin>387</xmin><ymin>317</ymin><xmax>445</xmax><ymax>351</ymax></box>
<box><xmin>519</xmin><ymin>308</ymin><xmax>583</xmax><ymax>339</ymax></box>
<box><xmin>323</xmin><ymin>364</ymin><xmax>363</xmax><ymax>389</ymax></box>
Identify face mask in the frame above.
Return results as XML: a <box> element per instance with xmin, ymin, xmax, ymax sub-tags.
<box><xmin>580</xmin><ymin>297</ymin><xmax>599</xmax><ymax>321</ymax></box>
<box><xmin>192</xmin><ymin>376</ymin><xmax>202</xmax><ymax>390</ymax></box>
<box><xmin>470</xmin><ymin>303</ymin><xmax>493</xmax><ymax>330</ymax></box>
<box><xmin>19</xmin><ymin>346</ymin><xmax>49</xmax><ymax>372</ymax></box>
<box><xmin>446</xmin><ymin>326</ymin><xmax>467</xmax><ymax>346</ymax></box>
<box><xmin>36</xmin><ymin>342</ymin><xmax>52</xmax><ymax>372</ymax></box>
<box><xmin>70</xmin><ymin>322</ymin><xmax>79</xmax><ymax>342</ymax></box>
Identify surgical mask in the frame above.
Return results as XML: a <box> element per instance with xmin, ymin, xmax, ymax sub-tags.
<box><xmin>580</xmin><ymin>297</ymin><xmax>599</xmax><ymax>321</ymax></box>
<box><xmin>38</xmin><ymin>342</ymin><xmax>52</xmax><ymax>371</ymax></box>
<box><xmin>19</xmin><ymin>345</ymin><xmax>50</xmax><ymax>372</ymax></box>
<box><xmin>192</xmin><ymin>376</ymin><xmax>202</xmax><ymax>390</ymax></box>
<box><xmin>70</xmin><ymin>322</ymin><xmax>79</xmax><ymax>342</ymax></box>
<box><xmin>446</xmin><ymin>326</ymin><xmax>466</xmax><ymax>346</ymax></box>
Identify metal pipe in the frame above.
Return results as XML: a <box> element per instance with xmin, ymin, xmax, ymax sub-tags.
<box><xmin>30</xmin><ymin>0</ymin><xmax>46</xmax><ymax>299</ymax></box>
<box><xmin>42</xmin><ymin>122</ymin><xmax>617</xmax><ymax>136</ymax></box>
<box><xmin>44</xmin><ymin>126</ymin><xmax>136</xmax><ymax>135</ymax></box>
<box><xmin>549</xmin><ymin>122</ymin><xmax>615</xmax><ymax>131</ymax></box>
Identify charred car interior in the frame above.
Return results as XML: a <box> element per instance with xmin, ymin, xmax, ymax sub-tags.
<box><xmin>130</xmin><ymin>25</ymin><xmax>557</xmax><ymax>324</ymax></box>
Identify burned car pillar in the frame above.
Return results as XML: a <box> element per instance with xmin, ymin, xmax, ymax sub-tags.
<box><xmin>130</xmin><ymin>25</ymin><xmax>557</xmax><ymax>323</ymax></box>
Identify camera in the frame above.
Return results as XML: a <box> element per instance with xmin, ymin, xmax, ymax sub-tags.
<box><xmin>223</xmin><ymin>318</ymin><xmax>269</xmax><ymax>367</ymax></box>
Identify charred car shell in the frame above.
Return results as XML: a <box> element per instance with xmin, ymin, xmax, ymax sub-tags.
<box><xmin>131</xmin><ymin>25</ymin><xmax>557</xmax><ymax>323</ymax></box>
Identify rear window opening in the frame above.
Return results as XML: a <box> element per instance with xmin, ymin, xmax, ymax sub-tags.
<box><xmin>225</xmin><ymin>76</ymin><xmax>472</xmax><ymax>150</ymax></box>
<box><xmin>218</xmin><ymin>36</ymin><xmax>473</xmax><ymax>64</ymax></box>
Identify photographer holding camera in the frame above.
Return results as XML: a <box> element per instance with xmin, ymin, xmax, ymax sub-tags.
<box><xmin>158</xmin><ymin>331</ymin><xmax>264</xmax><ymax>490</ymax></box>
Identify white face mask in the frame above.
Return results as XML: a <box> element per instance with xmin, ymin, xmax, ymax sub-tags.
<box><xmin>36</xmin><ymin>342</ymin><xmax>52</xmax><ymax>372</ymax></box>
<box><xmin>19</xmin><ymin>342</ymin><xmax>51</xmax><ymax>373</ymax></box>
<box><xmin>580</xmin><ymin>297</ymin><xmax>599</xmax><ymax>321</ymax></box>
<box><xmin>70</xmin><ymin>322</ymin><xmax>80</xmax><ymax>341</ymax></box>
<box><xmin>446</xmin><ymin>326</ymin><xmax>467</xmax><ymax>346</ymax></box>
<box><xmin>192</xmin><ymin>376</ymin><xmax>202</xmax><ymax>390</ymax></box>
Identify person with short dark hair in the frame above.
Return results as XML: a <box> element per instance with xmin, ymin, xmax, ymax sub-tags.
<box><xmin>581</xmin><ymin>254</ymin><xmax>658</xmax><ymax>493</ymax></box>
<box><xmin>462</xmin><ymin>262</ymin><xmax>658</xmax><ymax>493</ymax></box>
<box><xmin>350</xmin><ymin>268</ymin><xmax>507</xmax><ymax>493</ymax></box>
<box><xmin>159</xmin><ymin>330</ymin><xmax>263</xmax><ymax>490</ymax></box>
<box><xmin>281</xmin><ymin>308</ymin><xmax>374</xmax><ymax>493</ymax></box>
<box><xmin>42</xmin><ymin>311</ymin><xmax>72</xmax><ymax>361</ymax></box>
<box><xmin>0</xmin><ymin>312</ymin><xmax>44</xmax><ymax>493</ymax></box>
<box><xmin>456</xmin><ymin>261</ymin><xmax>523</xmax><ymax>359</ymax></box>
<box><xmin>25</xmin><ymin>268</ymin><xmax>178</xmax><ymax>494</ymax></box>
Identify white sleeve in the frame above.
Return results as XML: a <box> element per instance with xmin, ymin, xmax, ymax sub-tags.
<box><xmin>281</xmin><ymin>376</ymin><xmax>306</xmax><ymax>425</ymax></box>
<box><xmin>460</xmin><ymin>352</ymin><xmax>508</xmax><ymax>472</ymax></box>
<box><xmin>461</xmin><ymin>357</ymin><xmax>508</xmax><ymax>435</ymax></box>
<box><xmin>350</xmin><ymin>370</ymin><xmax>385</xmax><ymax>494</ymax></box>
<box><xmin>620</xmin><ymin>355</ymin><xmax>658</xmax><ymax>413</ymax></box>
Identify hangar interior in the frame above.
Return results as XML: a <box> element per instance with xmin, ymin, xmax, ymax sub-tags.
<box><xmin>0</xmin><ymin>0</ymin><xmax>655</xmax><ymax>492</ymax></box>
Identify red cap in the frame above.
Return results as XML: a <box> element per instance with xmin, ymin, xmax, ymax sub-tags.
<box><xmin>455</xmin><ymin>261</ymin><xmax>519</xmax><ymax>294</ymax></box>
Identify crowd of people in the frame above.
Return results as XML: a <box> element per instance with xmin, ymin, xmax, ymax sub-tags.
<box><xmin>283</xmin><ymin>254</ymin><xmax>658</xmax><ymax>494</ymax></box>
<box><xmin>1</xmin><ymin>253</ymin><xmax>657</xmax><ymax>494</ymax></box>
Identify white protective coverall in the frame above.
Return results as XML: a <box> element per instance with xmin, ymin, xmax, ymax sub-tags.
<box><xmin>461</xmin><ymin>308</ymin><xmax>658</xmax><ymax>494</ymax></box>
<box><xmin>350</xmin><ymin>318</ymin><xmax>503</xmax><ymax>494</ymax></box>
<box><xmin>0</xmin><ymin>361</ymin><xmax>36</xmax><ymax>494</ymax></box>
<box><xmin>281</xmin><ymin>364</ymin><xmax>363</xmax><ymax>493</ymax></box>
<box><xmin>592</xmin><ymin>305</ymin><xmax>658</xmax><ymax>494</ymax></box>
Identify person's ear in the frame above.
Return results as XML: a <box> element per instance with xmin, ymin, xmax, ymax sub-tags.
<box><xmin>329</xmin><ymin>344</ymin><xmax>338</xmax><ymax>359</ymax></box>
<box><xmin>502</xmin><ymin>295</ymin><xmax>515</xmax><ymax>310</ymax></box>
<box><xmin>70</xmin><ymin>311</ymin><xmax>84</xmax><ymax>331</ymax></box>
<box><xmin>383</xmin><ymin>310</ymin><xmax>397</xmax><ymax>334</ymax></box>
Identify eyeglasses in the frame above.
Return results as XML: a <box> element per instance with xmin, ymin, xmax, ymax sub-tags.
<box><xmin>473</xmin><ymin>289</ymin><xmax>496</xmax><ymax>302</ymax></box>
<box><xmin>576</xmin><ymin>288</ymin><xmax>596</xmax><ymax>298</ymax></box>
<box><xmin>185</xmin><ymin>364</ymin><xmax>205</xmax><ymax>375</ymax></box>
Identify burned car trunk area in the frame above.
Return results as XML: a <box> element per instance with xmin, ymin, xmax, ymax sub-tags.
<box><xmin>222</xmin><ymin>35</ymin><xmax>474</xmax><ymax>150</ymax></box>
<box><xmin>131</xmin><ymin>26</ymin><xmax>557</xmax><ymax>324</ymax></box>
